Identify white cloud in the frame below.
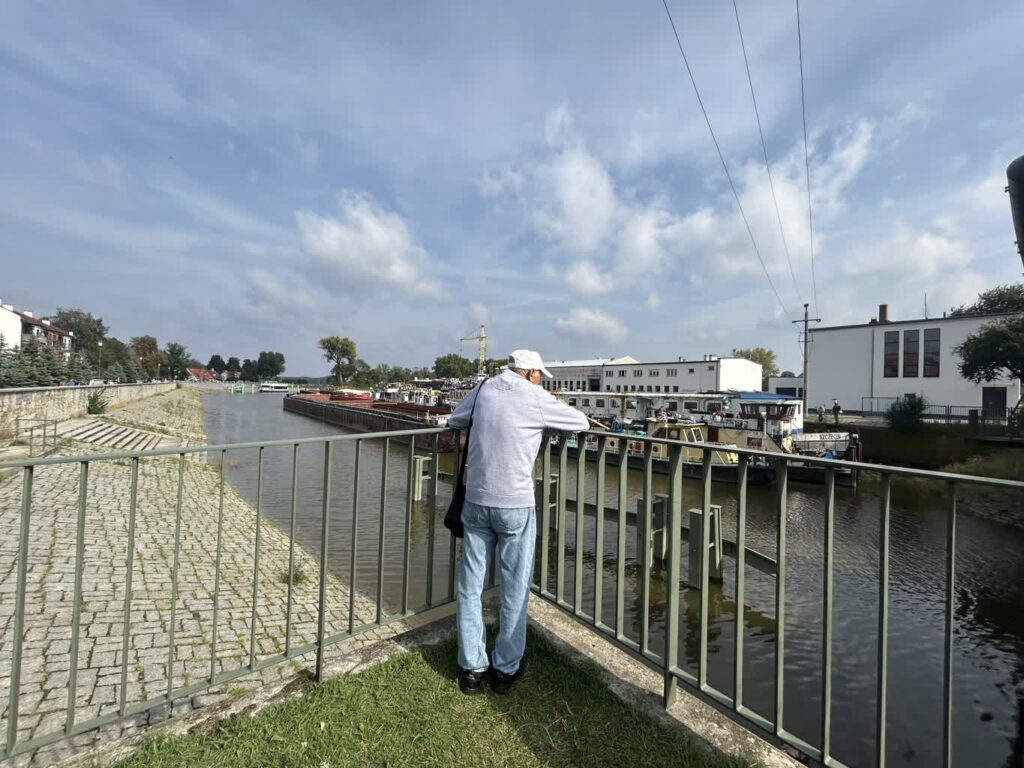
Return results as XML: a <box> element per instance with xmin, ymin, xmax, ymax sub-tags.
<box><xmin>470</xmin><ymin>302</ymin><xmax>489</xmax><ymax>324</ymax></box>
<box><xmin>544</xmin><ymin>104</ymin><xmax>574</xmax><ymax>147</ymax></box>
<box><xmin>245</xmin><ymin>267</ymin><xmax>317</xmax><ymax>311</ymax></box>
<box><xmin>565</xmin><ymin>260</ymin><xmax>613</xmax><ymax>295</ymax></box>
<box><xmin>297</xmin><ymin>192</ymin><xmax>443</xmax><ymax>297</ymax></box>
<box><xmin>646</xmin><ymin>292</ymin><xmax>662</xmax><ymax>310</ymax></box>
<box><xmin>532</xmin><ymin>142</ymin><xmax>618</xmax><ymax>255</ymax></box>
<box><xmin>555</xmin><ymin>307</ymin><xmax>627</xmax><ymax>343</ymax></box>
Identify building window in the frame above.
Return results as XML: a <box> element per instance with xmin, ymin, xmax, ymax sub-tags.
<box><xmin>707</xmin><ymin>365</ymin><xmax>714</xmax><ymax>371</ymax></box>
<box><xmin>568</xmin><ymin>399</ymin><xmax>577</xmax><ymax>406</ymax></box>
<box><xmin>650</xmin><ymin>369</ymin><xmax>659</xmax><ymax>377</ymax></box>
<box><xmin>596</xmin><ymin>399</ymin><xmax>605</xmax><ymax>407</ymax></box>
<box><xmin>883</xmin><ymin>331</ymin><xmax>899</xmax><ymax>377</ymax></box>
<box><xmin>582</xmin><ymin>399</ymin><xmax>590</xmax><ymax>406</ymax></box>
<box><xmin>631</xmin><ymin>385</ymin><xmax>636</xmax><ymax>392</ymax></box>
<box><xmin>634</xmin><ymin>370</ymin><xmax>642</xmax><ymax>377</ymax></box>
<box><xmin>923</xmin><ymin>328</ymin><xmax>940</xmax><ymax>377</ymax></box>
<box><xmin>666</xmin><ymin>401</ymin><xmax>678</xmax><ymax>411</ymax></box>
<box><xmin>666</xmin><ymin>368</ymin><xmax>677</xmax><ymax>376</ymax></box>
<box><xmin>903</xmin><ymin>329</ymin><xmax>919</xmax><ymax>377</ymax></box>
<box><xmin>655</xmin><ymin>385</ymin><xmax>661</xmax><ymax>392</ymax></box>
<box><xmin>684</xmin><ymin>401</ymin><xmax>698</xmax><ymax>410</ymax></box>
<box><xmin>615</xmin><ymin>385</ymin><xmax>620</xmax><ymax>392</ymax></box>
<box><xmin>646</xmin><ymin>385</ymin><xmax>652</xmax><ymax>392</ymax></box>
<box><xmin>673</xmin><ymin>385</ymin><xmax>679</xmax><ymax>392</ymax></box>
<box><xmin>688</xmin><ymin>368</ymin><xmax>695</xmax><ymax>374</ymax></box>
<box><xmin>618</xmin><ymin>370</ymin><xmax>626</xmax><ymax>377</ymax></box>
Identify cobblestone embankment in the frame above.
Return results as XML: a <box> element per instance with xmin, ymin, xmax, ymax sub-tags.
<box><xmin>0</xmin><ymin>387</ymin><xmax>407</xmax><ymax>767</ymax></box>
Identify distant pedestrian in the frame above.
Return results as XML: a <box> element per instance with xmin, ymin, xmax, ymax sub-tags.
<box><xmin>831</xmin><ymin>399</ymin><xmax>842</xmax><ymax>426</ymax></box>
<box><xmin>447</xmin><ymin>349</ymin><xmax>588</xmax><ymax>695</ymax></box>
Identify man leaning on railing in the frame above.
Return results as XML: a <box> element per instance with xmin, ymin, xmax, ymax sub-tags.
<box><xmin>447</xmin><ymin>349</ymin><xmax>588</xmax><ymax>695</ymax></box>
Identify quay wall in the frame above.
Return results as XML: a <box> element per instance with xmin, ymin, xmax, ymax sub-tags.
<box><xmin>283</xmin><ymin>395</ymin><xmax>459</xmax><ymax>450</ymax></box>
<box><xmin>0</xmin><ymin>381</ymin><xmax>177</xmax><ymax>436</ymax></box>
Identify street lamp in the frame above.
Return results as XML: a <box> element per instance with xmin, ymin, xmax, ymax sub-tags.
<box><xmin>97</xmin><ymin>340</ymin><xmax>103</xmax><ymax>381</ymax></box>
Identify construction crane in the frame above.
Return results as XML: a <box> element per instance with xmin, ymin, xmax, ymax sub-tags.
<box><xmin>459</xmin><ymin>325</ymin><xmax>487</xmax><ymax>377</ymax></box>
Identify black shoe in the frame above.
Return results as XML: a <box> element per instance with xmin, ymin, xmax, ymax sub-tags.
<box><xmin>459</xmin><ymin>668</ymin><xmax>488</xmax><ymax>695</ymax></box>
<box><xmin>490</xmin><ymin>659</ymin><xmax>526</xmax><ymax>695</ymax></box>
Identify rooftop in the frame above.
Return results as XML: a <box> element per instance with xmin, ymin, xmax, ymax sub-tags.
<box><xmin>816</xmin><ymin>311</ymin><xmax>1021</xmax><ymax>333</ymax></box>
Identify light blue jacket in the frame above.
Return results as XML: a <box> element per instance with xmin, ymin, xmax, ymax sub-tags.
<box><xmin>448</xmin><ymin>369</ymin><xmax>589</xmax><ymax>508</ymax></box>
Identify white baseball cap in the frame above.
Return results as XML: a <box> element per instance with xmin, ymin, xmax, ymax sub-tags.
<box><xmin>508</xmin><ymin>349</ymin><xmax>553</xmax><ymax>378</ymax></box>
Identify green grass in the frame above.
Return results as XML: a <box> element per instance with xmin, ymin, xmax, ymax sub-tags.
<box><xmin>114</xmin><ymin>627</ymin><xmax>744</xmax><ymax>768</ymax></box>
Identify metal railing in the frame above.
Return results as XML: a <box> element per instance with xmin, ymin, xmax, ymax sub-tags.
<box><xmin>13</xmin><ymin>417</ymin><xmax>59</xmax><ymax>457</ymax></box>
<box><xmin>0</xmin><ymin>427</ymin><xmax>463</xmax><ymax>762</ymax></box>
<box><xmin>1</xmin><ymin>426</ymin><xmax>1022</xmax><ymax>765</ymax></box>
<box><xmin>528</xmin><ymin>430</ymin><xmax>1024</xmax><ymax>768</ymax></box>
<box><xmin>861</xmin><ymin>396</ymin><xmax>1011</xmax><ymax>423</ymax></box>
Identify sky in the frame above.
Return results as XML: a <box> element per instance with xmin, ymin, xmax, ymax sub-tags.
<box><xmin>1</xmin><ymin>1</ymin><xmax>1022</xmax><ymax>376</ymax></box>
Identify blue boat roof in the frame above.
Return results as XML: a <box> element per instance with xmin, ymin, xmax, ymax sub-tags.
<box><xmin>737</xmin><ymin>391</ymin><xmax>792</xmax><ymax>400</ymax></box>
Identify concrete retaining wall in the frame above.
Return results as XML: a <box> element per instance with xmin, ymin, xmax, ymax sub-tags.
<box><xmin>0</xmin><ymin>382</ymin><xmax>177</xmax><ymax>436</ymax></box>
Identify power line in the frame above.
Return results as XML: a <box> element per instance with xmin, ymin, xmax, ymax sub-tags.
<box><xmin>661</xmin><ymin>0</ymin><xmax>788</xmax><ymax>316</ymax></box>
<box><xmin>732</xmin><ymin>0</ymin><xmax>802</xmax><ymax>304</ymax></box>
<box><xmin>796</xmin><ymin>0</ymin><xmax>819</xmax><ymax>317</ymax></box>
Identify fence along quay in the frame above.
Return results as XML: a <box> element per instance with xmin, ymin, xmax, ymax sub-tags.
<box><xmin>0</xmin><ymin>426</ymin><xmax>1021</xmax><ymax>766</ymax></box>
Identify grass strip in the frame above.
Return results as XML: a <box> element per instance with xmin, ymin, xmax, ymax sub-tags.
<box><xmin>115</xmin><ymin>626</ymin><xmax>745</xmax><ymax>768</ymax></box>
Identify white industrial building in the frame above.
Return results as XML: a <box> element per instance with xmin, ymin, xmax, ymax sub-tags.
<box><xmin>542</xmin><ymin>355</ymin><xmax>762</xmax><ymax>395</ymax></box>
<box><xmin>806</xmin><ymin>305</ymin><xmax>1021</xmax><ymax>416</ymax></box>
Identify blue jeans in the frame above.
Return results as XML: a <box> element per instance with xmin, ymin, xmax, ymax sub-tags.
<box><xmin>456</xmin><ymin>500</ymin><xmax>536</xmax><ymax>674</ymax></box>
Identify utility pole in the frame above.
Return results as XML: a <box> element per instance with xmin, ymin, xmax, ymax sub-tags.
<box><xmin>792</xmin><ymin>303</ymin><xmax>821</xmax><ymax>418</ymax></box>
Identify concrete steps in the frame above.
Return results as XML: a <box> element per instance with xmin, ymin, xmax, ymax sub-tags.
<box><xmin>63</xmin><ymin>420</ymin><xmax>184</xmax><ymax>452</ymax></box>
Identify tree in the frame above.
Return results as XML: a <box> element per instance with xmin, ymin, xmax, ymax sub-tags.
<box><xmin>949</xmin><ymin>282</ymin><xmax>1024</xmax><ymax>317</ymax></box>
<box><xmin>207</xmin><ymin>354</ymin><xmax>227</xmax><ymax>373</ymax></box>
<box><xmin>255</xmin><ymin>351</ymin><xmax>286</xmax><ymax>379</ymax></box>
<box><xmin>131</xmin><ymin>336</ymin><xmax>164</xmax><ymax>379</ymax></box>
<box><xmin>105</xmin><ymin>361</ymin><xmax>126</xmax><ymax>382</ymax></box>
<box><xmin>732</xmin><ymin>347</ymin><xmax>779</xmax><ymax>388</ymax></box>
<box><xmin>780</xmin><ymin>370</ymin><xmax>796</xmax><ymax>378</ymax></box>
<box><xmin>240</xmin><ymin>358</ymin><xmax>259</xmax><ymax>381</ymax></box>
<box><xmin>319</xmin><ymin>336</ymin><xmax>365</xmax><ymax>385</ymax></box>
<box><xmin>433</xmin><ymin>353</ymin><xmax>476</xmax><ymax>379</ymax></box>
<box><xmin>886</xmin><ymin>393</ymin><xmax>929</xmax><ymax>432</ymax></box>
<box><xmin>225</xmin><ymin>356</ymin><xmax>241</xmax><ymax>373</ymax></box>
<box><xmin>45</xmin><ymin>308</ymin><xmax>107</xmax><ymax>358</ymax></box>
<box><xmin>956</xmin><ymin>315</ymin><xmax>1024</xmax><ymax>412</ymax></box>
<box><xmin>163</xmin><ymin>342</ymin><xmax>190</xmax><ymax>380</ymax></box>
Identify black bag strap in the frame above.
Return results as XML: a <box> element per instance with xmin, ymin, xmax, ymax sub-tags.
<box><xmin>455</xmin><ymin>381</ymin><xmax>485</xmax><ymax>489</ymax></box>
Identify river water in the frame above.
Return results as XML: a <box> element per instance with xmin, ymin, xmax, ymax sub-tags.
<box><xmin>203</xmin><ymin>391</ymin><xmax>1023</xmax><ymax>767</ymax></box>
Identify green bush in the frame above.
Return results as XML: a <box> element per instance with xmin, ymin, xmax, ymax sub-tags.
<box><xmin>87</xmin><ymin>388</ymin><xmax>110</xmax><ymax>415</ymax></box>
<box><xmin>886</xmin><ymin>393</ymin><xmax>928</xmax><ymax>432</ymax></box>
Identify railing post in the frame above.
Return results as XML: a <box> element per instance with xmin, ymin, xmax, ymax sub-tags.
<box><xmin>120</xmin><ymin>457</ymin><xmax>140</xmax><ymax>714</ymax></box>
<box><xmin>615</xmin><ymin>445</ymin><xmax>628</xmax><ymax>641</ymax></box>
<box><xmin>664</xmin><ymin>445</ymin><xmax>683</xmax><ymax>708</ymax></box>
<box><xmin>286</xmin><ymin>443</ymin><xmax>299</xmax><ymax>656</ymax></box>
<box><xmin>943</xmin><ymin>481</ymin><xmax>957</xmax><ymax>768</ymax></box>
<box><xmin>210</xmin><ymin>450</ymin><xmax>226</xmax><ymax>684</ymax></box>
<box><xmin>165</xmin><ymin>453</ymin><xmax>186</xmax><ymax>711</ymax></box>
<box><xmin>821</xmin><ymin>468</ymin><xmax>836</xmax><ymax>761</ymax></box>
<box><xmin>574</xmin><ymin>437</ymin><xmax>586</xmax><ymax>615</ymax></box>
<box><xmin>537</xmin><ymin>436</ymin><xmax>552</xmax><ymax>595</ymax></box>
<box><xmin>315</xmin><ymin>441</ymin><xmax>333</xmax><ymax>682</ymax></box>
<box><xmin>349</xmin><ymin>441</ymin><xmax>361</xmax><ymax>633</ymax></box>
<box><xmin>249</xmin><ymin>446</ymin><xmax>265</xmax><ymax>670</ymax></box>
<box><xmin>66</xmin><ymin>461</ymin><xmax>89</xmax><ymax>733</ymax></box>
<box><xmin>640</xmin><ymin>442</ymin><xmax>654</xmax><ymax>654</ymax></box>
<box><xmin>5</xmin><ymin>466</ymin><xmax>33</xmax><ymax>757</ymax></box>
<box><xmin>556</xmin><ymin>440</ymin><xmax>568</xmax><ymax>606</ymax></box>
<box><xmin>774</xmin><ymin>460</ymin><xmax>788</xmax><ymax>736</ymax></box>
<box><xmin>376</xmin><ymin>439</ymin><xmax>390</xmax><ymax>623</ymax></box>
<box><xmin>877</xmin><ymin>472</ymin><xmax>891</xmax><ymax>767</ymax></box>
<box><xmin>734</xmin><ymin>455</ymin><xmax>748</xmax><ymax>713</ymax></box>
<box><xmin>402</xmin><ymin>436</ymin><xmax>415</xmax><ymax>614</ymax></box>
<box><xmin>698</xmin><ymin>450</ymin><xmax>712</xmax><ymax>689</ymax></box>
<box><xmin>594</xmin><ymin>435</ymin><xmax>607</xmax><ymax>626</ymax></box>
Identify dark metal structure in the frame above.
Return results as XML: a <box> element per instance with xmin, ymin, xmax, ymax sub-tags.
<box><xmin>1008</xmin><ymin>154</ymin><xmax>1024</xmax><ymax>270</ymax></box>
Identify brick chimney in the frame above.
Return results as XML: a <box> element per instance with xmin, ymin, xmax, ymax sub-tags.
<box><xmin>878</xmin><ymin>304</ymin><xmax>889</xmax><ymax>323</ymax></box>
